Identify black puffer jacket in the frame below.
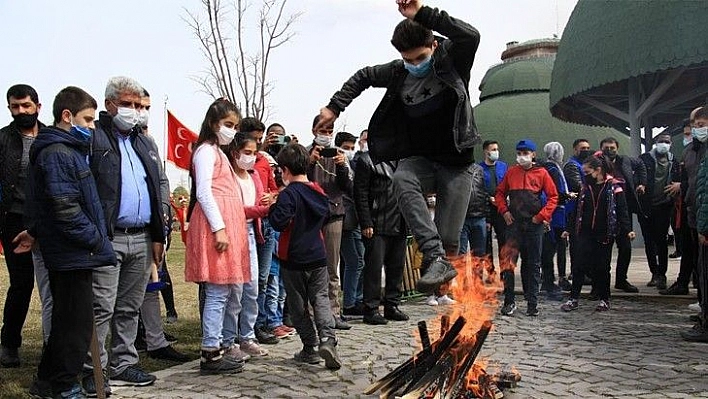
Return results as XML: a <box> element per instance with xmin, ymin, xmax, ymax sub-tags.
<box><xmin>326</xmin><ymin>6</ymin><xmax>481</xmax><ymax>163</ymax></box>
<box><xmin>465</xmin><ymin>163</ymin><xmax>489</xmax><ymax>219</ymax></box>
<box><xmin>90</xmin><ymin>112</ymin><xmax>166</xmax><ymax>242</ymax></box>
<box><xmin>612</xmin><ymin>155</ymin><xmax>647</xmax><ymax>216</ymax></box>
<box><xmin>354</xmin><ymin>152</ymin><xmax>405</xmax><ymax>236</ymax></box>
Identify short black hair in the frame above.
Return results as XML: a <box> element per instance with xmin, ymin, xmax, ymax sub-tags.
<box><xmin>572</xmin><ymin>138</ymin><xmax>589</xmax><ymax>148</ymax></box>
<box><xmin>391</xmin><ymin>19</ymin><xmax>434</xmax><ymax>52</ymax></box>
<box><xmin>600</xmin><ymin>137</ymin><xmax>619</xmax><ymax>147</ymax></box>
<box><xmin>52</xmin><ymin>86</ymin><xmax>97</xmax><ymax>124</ymax></box>
<box><xmin>335</xmin><ymin>131</ymin><xmax>357</xmax><ymax>147</ymax></box>
<box><xmin>240</xmin><ymin>117</ymin><xmax>265</xmax><ymax>133</ymax></box>
<box><xmin>584</xmin><ymin>153</ymin><xmax>614</xmax><ymax>177</ymax></box>
<box><xmin>695</xmin><ymin>107</ymin><xmax>708</xmax><ymax>121</ymax></box>
<box><xmin>276</xmin><ymin>144</ymin><xmax>309</xmax><ymax>176</ymax></box>
<box><xmin>7</xmin><ymin>84</ymin><xmax>39</xmax><ymax>104</ymax></box>
<box><xmin>482</xmin><ymin>140</ymin><xmax>498</xmax><ymax>150</ymax></box>
<box><xmin>142</xmin><ymin>88</ymin><xmax>150</xmax><ymax>97</ymax></box>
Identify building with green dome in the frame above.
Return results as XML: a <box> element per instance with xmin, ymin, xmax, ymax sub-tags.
<box><xmin>474</xmin><ymin>39</ymin><xmax>628</xmax><ymax>164</ymax></box>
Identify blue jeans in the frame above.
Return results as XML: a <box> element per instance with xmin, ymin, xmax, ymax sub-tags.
<box><xmin>502</xmin><ymin>221</ymin><xmax>544</xmax><ymax>308</ymax></box>
<box><xmin>202</xmin><ymin>283</ymin><xmax>242</xmax><ymax>349</ymax></box>
<box><xmin>236</xmin><ymin>224</ymin><xmax>259</xmax><ymax>341</ymax></box>
<box><xmin>340</xmin><ymin>228</ymin><xmax>365</xmax><ymax>309</ymax></box>
<box><xmin>459</xmin><ymin>216</ymin><xmax>487</xmax><ymax>256</ymax></box>
<box><xmin>256</xmin><ymin>220</ymin><xmax>276</xmax><ymax>327</ymax></box>
<box><xmin>264</xmin><ymin>274</ymin><xmax>285</xmax><ymax>329</ymax></box>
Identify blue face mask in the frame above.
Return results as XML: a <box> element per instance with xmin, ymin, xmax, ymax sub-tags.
<box><xmin>684</xmin><ymin>136</ymin><xmax>692</xmax><ymax>147</ymax></box>
<box><xmin>692</xmin><ymin>126</ymin><xmax>708</xmax><ymax>143</ymax></box>
<box><xmin>404</xmin><ymin>55</ymin><xmax>433</xmax><ymax>78</ymax></box>
<box><xmin>69</xmin><ymin>117</ymin><xmax>93</xmax><ymax>142</ymax></box>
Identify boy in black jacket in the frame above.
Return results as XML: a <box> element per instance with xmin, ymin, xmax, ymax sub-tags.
<box><xmin>269</xmin><ymin>144</ymin><xmax>341</xmax><ymax>370</ymax></box>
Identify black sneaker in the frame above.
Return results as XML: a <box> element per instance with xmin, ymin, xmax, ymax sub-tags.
<box><xmin>383</xmin><ymin>306</ymin><xmax>409</xmax><ymax>321</ymax></box>
<box><xmin>526</xmin><ymin>305</ymin><xmax>539</xmax><ymax>317</ymax></box>
<box><xmin>164</xmin><ymin>332</ymin><xmax>178</xmax><ymax>344</ymax></box>
<box><xmin>363</xmin><ymin>312</ymin><xmax>388</xmax><ymax>325</ymax></box>
<box><xmin>500</xmin><ymin>302</ymin><xmax>516</xmax><ymax>316</ymax></box>
<box><xmin>318</xmin><ymin>338</ymin><xmax>342</xmax><ymax>370</ymax></box>
<box><xmin>416</xmin><ymin>256</ymin><xmax>458</xmax><ymax>293</ymax></box>
<box><xmin>334</xmin><ymin>317</ymin><xmax>351</xmax><ymax>330</ymax></box>
<box><xmin>111</xmin><ymin>365</ymin><xmax>156</xmax><ymax>387</ymax></box>
<box><xmin>615</xmin><ymin>280</ymin><xmax>639</xmax><ymax>293</ymax></box>
<box><xmin>148</xmin><ymin>345</ymin><xmax>190</xmax><ymax>362</ymax></box>
<box><xmin>558</xmin><ymin>277</ymin><xmax>572</xmax><ymax>292</ymax></box>
<box><xmin>647</xmin><ymin>275</ymin><xmax>659</xmax><ymax>287</ymax></box>
<box><xmin>561</xmin><ymin>299</ymin><xmax>579</xmax><ymax>312</ymax></box>
<box><xmin>81</xmin><ymin>373</ymin><xmax>111</xmax><ymax>398</ymax></box>
<box><xmin>342</xmin><ymin>303</ymin><xmax>365</xmax><ymax>317</ymax></box>
<box><xmin>29</xmin><ymin>377</ymin><xmax>52</xmax><ymax>399</ymax></box>
<box><xmin>660</xmin><ymin>282</ymin><xmax>689</xmax><ymax>295</ymax></box>
<box><xmin>199</xmin><ymin>349</ymin><xmax>244</xmax><ymax>375</ymax></box>
<box><xmin>55</xmin><ymin>384</ymin><xmax>87</xmax><ymax>399</ymax></box>
<box><xmin>0</xmin><ymin>346</ymin><xmax>20</xmax><ymax>368</ymax></box>
<box><xmin>293</xmin><ymin>346</ymin><xmax>321</xmax><ymax>364</ymax></box>
<box><xmin>655</xmin><ymin>275</ymin><xmax>667</xmax><ymax>290</ymax></box>
<box><xmin>255</xmin><ymin>326</ymin><xmax>279</xmax><ymax>345</ymax></box>
<box><xmin>681</xmin><ymin>324</ymin><xmax>708</xmax><ymax>343</ymax></box>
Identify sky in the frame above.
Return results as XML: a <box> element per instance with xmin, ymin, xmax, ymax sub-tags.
<box><xmin>0</xmin><ymin>0</ymin><xmax>577</xmax><ymax>188</ymax></box>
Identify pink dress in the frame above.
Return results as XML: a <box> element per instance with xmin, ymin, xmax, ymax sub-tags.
<box><xmin>185</xmin><ymin>145</ymin><xmax>250</xmax><ymax>284</ymax></box>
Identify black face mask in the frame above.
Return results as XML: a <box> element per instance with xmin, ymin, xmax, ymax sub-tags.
<box><xmin>12</xmin><ymin>112</ymin><xmax>39</xmax><ymax>129</ymax></box>
<box><xmin>602</xmin><ymin>148</ymin><xmax>617</xmax><ymax>159</ymax></box>
<box><xmin>578</xmin><ymin>149</ymin><xmax>594</xmax><ymax>162</ymax></box>
<box><xmin>584</xmin><ymin>173</ymin><xmax>596</xmax><ymax>185</ymax></box>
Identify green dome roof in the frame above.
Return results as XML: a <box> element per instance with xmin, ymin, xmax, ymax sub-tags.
<box><xmin>479</xmin><ymin>57</ymin><xmax>555</xmax><ymax>101</ymax></box>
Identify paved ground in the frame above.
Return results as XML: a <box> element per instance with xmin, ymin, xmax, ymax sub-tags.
<box><xmin>114</xmin><ymin>254</ymin><xmax>708</xmax><ymax>399</ymax></box>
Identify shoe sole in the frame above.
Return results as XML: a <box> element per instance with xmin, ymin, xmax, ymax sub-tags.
<box><xmin>416</xmin><ymin>268</ymin><xmax>458</xmax><ymax>294</ymax></box>
<box><xmin>110</xmin><ymin>378</ymin><xmax>156</xmax><ymax>387</ymax></box>
<box><xmin>293</xmin><ymin>355</ymin><xmax>321</xmax><ymax>365</ymax></box>
<box><xmin>199</xmin><ymin>367</ymin><xmax>244</xmax><ymax>375</ymax></box>
<box><xmin>318</xmin><ymin>346</ymin><xmax>342</xmax><ymax>370</ymax></box>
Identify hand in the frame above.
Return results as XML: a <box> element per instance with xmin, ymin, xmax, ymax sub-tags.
<box><xmin>489</xmin><ymin>196</ymin><xmax>496</xmax><ymax>204</ymax></box>
<box><xmin>664</xmin><ymin>182</ymin><xmax>681</xmax><ymax>197</ymax></box>
<box><xmin>503</xmin><ymin>212</ymin><xmax>514</xmax><ymax>226</ymax></box>
<box><xmin>334</xmin><ymin>151</ymin><xmax>346</xmax><ymax>166</ymax></box>
<box><xmin>214</xmin><ymin>229</ymin><xmax>229</xmax><ymax>252</ymax></box>
<box><xmin>152</xmin><ymin>242</ymin><xmax>165</xmax><ymax>265</ymax></box>
<box><xmin>568</xmin><ymin>192</ymin><xmax>578</xmax><ymax>199</ymax></box>
<box><xmin>313</xmin><ymin>107</ymin><xmax>337</xmax><ymax>133</ymax></box>
<box><xmin>310</xmin><ymin>146</ymin><xmax>323</xmax><ymax>164</ymax></box>
<box><xmin>259</xmin><ymin>193</ymin><xmax>275</xmax><ymax>206</ymax></box>
<box><xmin>12</xmin><ymin>230</ymin><xmax>34</xmax><ymax>254</ymax></box>
<box><xmin>362</xmin><ymin>227</ymin><xmax>374</xmax><ymax>239</ymax></box>
<box><xmin>627</xmin><ymin>231</ymin><xmax>637</xmax><ymax>240</ymax></box>
<box><xmin>561</xmin><ymin>231</ymin><xmax>570</xmax><ymax>239</ymax></box>
<box><xmin>396</xmin><ymin>0</ymin><xmax>423</xmax><ymax>19</ymax></box>
<box><xmin>700</xmin><ymin>234</ymin><xmax>708</xmax><ymax>246</ymax></box>
<box><xmin>262</xmin><ymin>132</ymin><xmax>280</xmax><ymax>150</ymax></box>
<box><xmin>636</xmin><ymin>185</ymin><xmax>646</xmax><ymax>195</ymax></box>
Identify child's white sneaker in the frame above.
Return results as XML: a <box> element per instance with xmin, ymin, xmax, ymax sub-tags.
<box><xmin>436</xmin><ymin>295</ymin><xmax>456</xmax><ymax>305</ymax></box>
<box><xmin>425</xmin><ymin>295</ymin><xmax>439</xmax><ymax>306</ymax></box>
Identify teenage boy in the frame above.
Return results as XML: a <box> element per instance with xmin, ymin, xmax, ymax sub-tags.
<box><xmin>21</xmin><ymin>86</ymin><xmax>117</xmax><ymax>398</ymax></box>
<box><xmin>269</xmin><ymin>144</ymin><xmax>342</xmax><ymax>370</ymax></box>
<box><xmin>495</xmin><ymin>140</ymin><xmax>558</xmax><ymax>317</ymax></box>
<box><xmin>313</xmin><ymin>0</ymin><xmax>481</xmax><ymax>294</ymax></box>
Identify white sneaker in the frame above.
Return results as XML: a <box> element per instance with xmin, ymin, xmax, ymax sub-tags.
<box><xmin>688</xmin><ymin>302</ymin><xmax>702</xmax><ymax>312</ymax></box>
<box><xmin>425</xmin><ymin>295</ymin><xmax>439</xmax><ymax>306</ymax></box>
<box><xmin>436</xmin><ymin>295</ymin><xmax>457</xmax><ymax>305</ymax></box>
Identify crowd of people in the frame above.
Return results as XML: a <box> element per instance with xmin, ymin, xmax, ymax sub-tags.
<box><xmin>0</xmin><ymin>1</ymin><xmax>707</xmax><ymax>398</ymax></box>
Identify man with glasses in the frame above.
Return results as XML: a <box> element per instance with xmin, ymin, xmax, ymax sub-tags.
<box><xmin>83</xmin><ymin>77</ymin><xmax>167</xmax><ymax>394</ymax></box>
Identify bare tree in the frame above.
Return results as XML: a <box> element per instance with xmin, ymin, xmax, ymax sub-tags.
<box><xmin>184</xmin><ymin>0</ymin><xmax>301</xmax><ymax>121</ymax></box>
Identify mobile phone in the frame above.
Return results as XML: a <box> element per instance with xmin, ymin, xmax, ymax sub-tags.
<box><xmin>275</xmin><ymin>135</ymin><xmax>291</xmax><ymax>145</ymax></box>
<box><xmin>319</xmin><ymin>147</ymin><xmax>339</xmax><ymax>158</ymax></box>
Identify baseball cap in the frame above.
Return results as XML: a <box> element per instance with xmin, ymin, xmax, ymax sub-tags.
<box><xmin>516</xmin><ymin>139</ymin><xmax>537</xmax><ymax>152</ymax></box>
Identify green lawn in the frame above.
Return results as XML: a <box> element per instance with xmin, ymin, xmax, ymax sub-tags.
<box><xmin>0</xmin><ymin>239</ymin><xmax>202</xmax><ymax>398</ymax></box>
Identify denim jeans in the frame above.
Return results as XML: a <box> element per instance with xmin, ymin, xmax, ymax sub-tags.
<box><xmin>256</xmin><ymin>220</ymin><xmax>276</xmax><ymax>327</ymax></box>
<box><xmin>502</xmin><ymin>221</ymin><xmax>544</xmax><ymax>307</ymax></box>
<box><xmin>32</xmin><ymin>248</ymin><xmax>52</xmax><ymax>344</ymax></box>
<box><xmin>459</xmin><ymin>216</ymin><xmax>487</xmax><ymax>256</ymax></box>
<box><xmin>264</xmin><ymin>274</ymin><xmax>285</xmax><ymax>329</ymax></box>
<box><xmin>235</xmin><ymin>223</ymin><xmax>259</xmax><ymax>341</ymax></box>
<box><xmin>203</xmin><ymin>283</ymin><xmax>243</xmax><ymax>349</ymax></box>
<box><xmin>340</xmin><ymin>228</ymin><xmax>365</xmax><ymax>309</ymax></box>
<box><xmin>393</xmin><ymin>157</ymin><xmax>473</xmax><ymax>260</ymax></box>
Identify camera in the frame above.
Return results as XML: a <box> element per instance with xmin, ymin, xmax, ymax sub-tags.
<box><xmin>319</xmin><ymin>147</ymin><xmax>339</xmax><ymax>158</ymax></box>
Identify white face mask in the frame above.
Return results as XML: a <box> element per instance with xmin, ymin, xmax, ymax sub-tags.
<box><xmin>488</xmin><ymin>150</ymin><xmax>499</xmax><ymax>162</ymax></box>
<box><xmin>516</xmin><ymin>154</ymin><xmax>533</xmax><ymax>167</ymax></box>
<box><xmin>113</xmin><ymin>107</ymin><xmax>139</xmax><ymax>131</ymax></box>
<box><xmin>655</xmin><ymin>142</ymin><xmax>670</xmax><ymax>155</ymax></box>
<box><xmin>217</xmin><ymin>125</ymin><xmax>237</xmax><ymax>145</ymax></box>
<box><xmin>692</xmin><ymin>126</ymin><xmax>708</xmax><ymax>143</ymax></box>
<box><xmin>314</xmin><ymin>134</ymin><xmax>333</xmax><ymax>147</ymax></box>
<box><xmin>236</xmin><ymin>153</ymin><xmax>256</xmax><ymax>170</ymax></box>
<box><xmin>343</xmin><ymin>150</ymin><xmax>355</xmax><ymax>161</ymax></box>
<box><xmin>137</xmin><ymin>109</ymin><xmax>149</xmax><ymax>129</ymax></box>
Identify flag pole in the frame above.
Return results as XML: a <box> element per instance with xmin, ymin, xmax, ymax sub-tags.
<box><xmin>163</xmin><ymin>95</ymin><xmax>169</xmax><ymax>170</ymax></box>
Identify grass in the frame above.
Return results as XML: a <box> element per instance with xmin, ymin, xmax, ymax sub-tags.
<box><xmin>0</xmin><ymin>239</ymin><xmax>202</xmax><ymax>398</ymax></box>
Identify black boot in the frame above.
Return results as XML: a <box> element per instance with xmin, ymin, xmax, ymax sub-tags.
<box><xmin>199</xmin><ymin>348</ymin><xmax>243</xmax><ymax>375</ymax></box>
<box><xmin>383</xmin><ymin>305</ymin><xmax>409</xmax><ymax>321</ymax></box>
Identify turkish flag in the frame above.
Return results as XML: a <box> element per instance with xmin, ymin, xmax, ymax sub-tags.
<box><xmin>167</xmin><ymin>110</ymin><xmax>198</xmax><ymax>170</ymax></box>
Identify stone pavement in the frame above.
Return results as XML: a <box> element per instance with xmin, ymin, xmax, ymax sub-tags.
<box><xmin>114</xmin><ymin>254</ymin><xmax>708</xmax><ymax>399</ymax></box>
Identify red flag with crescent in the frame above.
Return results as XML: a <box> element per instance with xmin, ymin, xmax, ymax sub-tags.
<box><xmin>167</xmin><ymin>110</ymin><xmax>198</xmax><ymax>170</ymax></box>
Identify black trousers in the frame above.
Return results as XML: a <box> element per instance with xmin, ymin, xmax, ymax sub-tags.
<box><xmin>0</xmin><ymin>212</ymin><xmax>35</xmax><ymax>349</ymax></box>
<box><xmin>485</xmin><ymin>210</ymin><xmax>507</xmax><ymax>267</ymax></box>
<box><xmin>571</xmin><ymin>235</ymin><xmax>612</xmax><ymax>301</ymax></box>
<box><xmin>362</xmin><ymin>234</ymin><xmax>407</xmax><ymax>310</ymax></box>
<box><xmin>613</xmin><ymin>218</ymin><xmax>634</xmax><ymax>284</ymax></box>
<box><xmin>37</xmin><ymin>269</ymin><xmax>94</xmax><ymax>395</ymax></box>
<box><xmin>638</xmin><ymin>203</ymin><xmax>672</xmax><ymax>277</ymax></box>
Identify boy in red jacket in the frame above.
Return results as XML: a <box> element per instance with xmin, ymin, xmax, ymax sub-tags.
<box><xmin>495</xmin><ymin>140</ymin><xmax>558</xmax><ymax>317</ymax></box>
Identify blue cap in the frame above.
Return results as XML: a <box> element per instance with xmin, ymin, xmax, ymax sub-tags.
<box><xmin>516</xmin><ymin>139</ymin><xmax>537</xmax><ymax>152</ymax></box>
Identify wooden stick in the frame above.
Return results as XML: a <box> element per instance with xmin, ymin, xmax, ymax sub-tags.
<box><xmin>90</xmin><ymin>318</ymin><xmax>106</xmax><ymax>399</ymax></box>
<box><xmin>418</xmin><ymin>321</ymin><xmax>431</xmax><ymax>350</ymax></box>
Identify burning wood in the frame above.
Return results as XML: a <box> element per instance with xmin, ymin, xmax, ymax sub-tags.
<box><xmin>365</xmin><ymin>317</ymin><xmax>511</xmax><ymax>399</ymax></box>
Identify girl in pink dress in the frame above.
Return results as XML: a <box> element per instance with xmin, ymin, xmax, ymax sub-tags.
<box><xmin>225</xmin><ymin>133</ymin><xmax>274</xmax><ymax>358</ymax></box>
<box><xmin>185</xmin><ymin>99</ymin><xmax>250</xmax><ymax>375</ymax></box>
